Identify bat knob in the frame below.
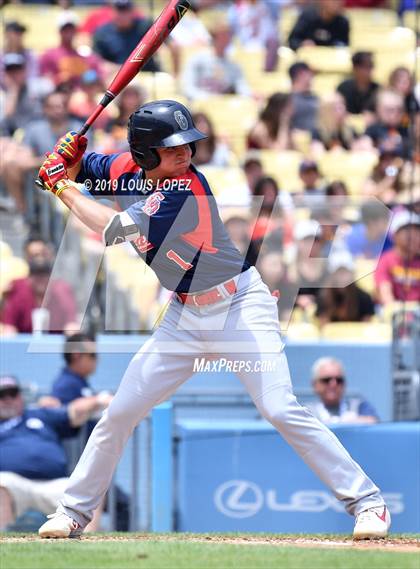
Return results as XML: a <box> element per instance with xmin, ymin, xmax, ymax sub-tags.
<box><xmin>35</xmin><ymin>178</ymin><xmax>46</xmax><ymax>190</ymax></box>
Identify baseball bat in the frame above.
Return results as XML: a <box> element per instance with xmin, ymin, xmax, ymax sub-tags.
<box><xmin>36</xmin><ymin>0</ymin><xmax>190</xmax><ymax>188</ymax></box>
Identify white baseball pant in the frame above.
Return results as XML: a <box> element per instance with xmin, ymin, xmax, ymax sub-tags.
<box><xmin>58</xmin><ymin>267</ymin><xmax>385</xmax><ymax>526</ymax></box>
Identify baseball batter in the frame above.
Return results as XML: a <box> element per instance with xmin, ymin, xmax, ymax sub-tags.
<box><xmin>37</xmin><ymin>100</ymin><xmax>390</xmax><ymax>540</ymax></box>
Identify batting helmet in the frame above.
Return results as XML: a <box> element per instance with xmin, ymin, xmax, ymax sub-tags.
<box><xmin>128</xmin><ymin>100</ymin><xmax>207</xmax><ymax>170</ymax></box>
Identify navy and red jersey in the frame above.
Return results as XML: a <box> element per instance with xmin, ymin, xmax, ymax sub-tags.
<box><xmin>76</xmin><ymin>152</ymin><xmax>249</xmax><ymax>293</ymax></box>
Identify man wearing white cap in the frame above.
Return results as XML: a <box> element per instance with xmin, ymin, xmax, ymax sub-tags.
<box><xmin>375</xmin><ymin>209</ymin><xmax>420</xmax><ymax>304</ymax></box>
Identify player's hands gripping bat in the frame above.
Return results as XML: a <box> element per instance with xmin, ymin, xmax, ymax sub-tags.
<box><xmin>54</xmin><ymin>131</ymin><xmax>88</xmax><ymax>168</ymax></box>
<box><xmin>38</xmin><ymin>153</ymin><xmax>71</xmax><ymax>196</ymax></box>
<box><xmin>36</xmin><ymin>0</ymin><xmax>191</xmax><ymax>190</ymax></box>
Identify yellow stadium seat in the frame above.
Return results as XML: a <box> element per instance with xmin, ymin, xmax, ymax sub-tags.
<box><xmin>283</xmin><ymin>322</ymin><xmax>321</xmax><ymax>341</ymax></box>
<box><xmin>0</xmin><ymin>257</ymin><xmax>29</xmax><ymax>294</ymax></box>
<box><xmin>317</xmin><ymin>151</ymin><xmax>377</xmax><ymax>195</ymax></box>
<box><xmin>373</xmin><ymin>49</ymin><xmax>418</xmax><ymax>84</ymax></box>
<box><xmin>136</xmin><ymin>72</ymin><xmax>181</xmax><ymax>101</ymax></box>
<box><xmin>403</xmin><ymin>11</ymin><xmax>418</xmax><ymax>31</ymax></box>
<box><xmin>345</xmin><ymin>114</ymin><xmax>367</xmax><ymax>136</ymax></box>
<box><xmin>230</xmin><ymin>47</ymin><xmax>266</xmax><ymax>80</ymax></box>
<box><xmin>192</xmin><ymin>95</ymin><xmax>258</xmax><ymax>157</ymax></box>
<box><xmin>251</xmin><ymin>72</ymin><xmax>291</xmax><ymax>97</ymax></box>
<box><xmin>312</xmin><ymin>74</ymin><xmax>346</xmax><ymax>98</ymax></box>
<box><xmin>351</xmin><ymin>27</ymin><xmax>416</xmax><ymax>52</ymax></box>
<box><xmin>259</xmin><ymin>150</ymin><xmax>303</xmax><ymax>191</ymax></box>
<box><xmin>321</xmin><ymin>322</ymin><xmax>391</xmax><ymax>342</ymax></box>
<box><xmin>278</xmin><ymin>46</ymin><xmax>297</xmax><ymax>70</ymax></box>
<box><xmin>346</xmin><ymin>8</ymin><xmax>398</xmax><ymax>30</ymax></box>
<box><xmin>198</xmin><ymin>167</ymin><xmax>248</xmax><ymax>200</ymax></box>
<box><xmin>0</xmin><ymin>241</ymin><xmax>12</xmax><ymax>261</ymax></box>
<box><xmin>296</xmin><ymin>47</ymin><xmax>352</xmax><ymax>74</ymax></box>
<box><xmin>229</xmin><ymin>46</ymin><xmax>292</xmax><ymax>94</ymax></box>
<box><xmin>354</xmin><ymin>258</ymin><xmax>377</xmax><ymax>295</ymax></box>
<box><xmin>2</xmin><ymin>5</ymin><xmax>91</xmax><ymax>53</ymax></box>
<box><xmin>279</xmin><ymin>7</ymin><xmax>300</xmax><ymax>39</ymax></box>
<box><xmin>380</xmin><ymin>301</ymin><xmax>419</xmax><ymax>323</ymax></box>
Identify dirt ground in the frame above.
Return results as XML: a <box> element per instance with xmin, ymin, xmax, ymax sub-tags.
<box><xmin>1</xmin><ymin>534</ymin><xmax>418</xmax><ymax>553</ymax></box>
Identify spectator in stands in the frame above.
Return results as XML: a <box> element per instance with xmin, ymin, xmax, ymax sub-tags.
<box><xmin>0</xmin><ymin>238</ymin><xmax>78</xmax><ymax>334</ymax></box>
<box><xmin>101</xmin><ymin>85</ymin><xmax>146</xmax><ymax>154</ymax></box>
<box><xmin>40</xmin><ymin>12</ymin><xmax>103</xmax><ymax>90</ymax></box>
<box><xmin>1</xmin><ymin>91</ymin><xmax>83</xmax><ymax>213</ymax></box>
<box><xmin>257</xmin><ymin>250</ymin><xmax>297</xmax><ymax>321</ymax></box>
<box><xmin>223</xmin><ymin>212</ymin><xmax>252</xmax><ymax>259</ymax></box>
<box><xmin>364</xmin><ymin>89</ymin><xmax>411</xmax><ymax>159</ymax></box>
<box><xmin>0</xmin><ymin>53</ymin><xmax>51</xmax><ymax>137</ymax></box>
<box><xmin>93</xmin><ymin>0</ymin><xmax>179</xmax><ymax>75</ymax></box>
<box><xmin>182</xmin><ymin>23</ymin><xmax>250</xmax><ymax>100</ymax></box>
<box><xmin>0</xmin><ymin>375</ymin><xmax>102</xmax><ymax>530</ymax></box>
<box><xmin>68</xmin><ymin>70</ymin><xmax>110</xmax><ymax>131</ymax></box>
<box><xmin>388</xmin><ymin>67</ymin><xmax>420</xmax><ymax>122</ymax></box>
<box><xmin>1</xmin><ymin>21</ymin><xmax>38</xmax><ymax>80</ymax></box>
<box><xmin>289</xmin><ymin>62</ymin><xmax>319</xmax><ymax>133</ymax></box>
<box><xmin>79</xmin><ymin>1</ymin><xmax>147</xmax><ymax>37</ymax></box>
<box><xmin>363</xmin><ymin>149</ymin><xmax>404</xmax><ymax>205</ymax></box>
<box><xmin>388</xmin><ymin>66</ymin><xmax>420</xmax><ymax>130</ymax></box>
<box><xmin>247</xmin><ymin>176</ymin><xmax>289</xmax><ymax>264</ymax></box>
<box><xmin>23</xmin><ymin>234</ymin><xmax>56</xmax><ymax>263</ymax></box>
<box><xmin>289</xmin><ymin>219</ymin><xmax>328</xmax><ymax>311</ymax></box>
<box><xmin>292</xmin><ymin>160</ymin><xmax>325</xmax><ymax>208</ymax></box>
<box><xmin>309</xmin><ymin>357</ymin><xmax>379</xmax><ymax>424</ymax></box>
<box><xmin>227</xmin><ymin>0</ymin><xmax>279</xmax><ymax>71</ymax></box>
<box><xmin>191</xmin><ymin>112</ymin><xmax>233</xmax><ymax>167</ymax></box>
<box><xmin>337</xmin><ymin>52</ymin><xmax>379</xmax><ymax>115</ymax></box>
<box><xmin>247</xmin><ymin>92</ymin><xmax>294</xmax><ymax>150</ymax></box>
<box><xmin>311</xmin><ymin>206</ymin><xmax>346</xmax><ymax>257</ymax></box>
<box><xmin>375</xmin><ymin>209</ymin><xmax>420</xmax><ymax>304</ymax></box>
<box><xmin>50</xmin><ymin>333</ymin><xmax>112</xmax><ymax>409</ymax></box>
<box><xmin>316</xmin><ymin>250</ymin><xmax>375</xmax><ymax>326</ymax></box>
<box><xmin>324</xmin><ymin>180</ymin><xmax>349</xmax><ymax>226</ymax></box>
<box><xmin>311</xmin><ymin>92</ymin><xmax>358</xmax><ymax>155</ymax></box>
<box><xmin>252</xmin><ymin>175</ymin><xmax>294</xmax><ymax>216</ymax></box>
<box><xmin>288</xmin><ymin>0</ymin><xmax>350</xmax><ymax>51</ymax></box>
<box><xmin>346</xmin><ymin>199</ymin><xmax>392</xmax><ymax>259</ymax></box>
<box><xmin>242</xmin><ymin>153</ymin><xmax>264</xmax><ymax>195</ymax></box>
<box><xmin>169</xmin><ymin>4</ymin><xmax>211</xmax><ymax>49</ymax></box>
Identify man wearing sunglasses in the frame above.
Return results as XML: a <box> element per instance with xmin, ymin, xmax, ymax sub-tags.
<box><xmin>0</xmin><ymin>375</ymin><xmax>105</xmax><ymax>530</ymax></box>
<box><xmin>310</xmin><ymin>357</ymin><xmax>379</xmax><ymax>425</ymax></box>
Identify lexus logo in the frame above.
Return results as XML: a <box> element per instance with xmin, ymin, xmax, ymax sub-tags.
<box><xmin>214</xmin><ymin>481</ymin><xmax>404</xmax><ymax>519</ymax></box>
<box><xmin>214</xmin><ymin>480</ymin><xmax>263</xmax><ymax>518</ymax></box>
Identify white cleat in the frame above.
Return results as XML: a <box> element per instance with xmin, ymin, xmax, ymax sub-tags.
<box><xmin>353</xmin><ymin>506</ymin><xmax>391</xmax><ymax>540</ymax></box>
<box><xmin>38</xmin><ymin>512</ymin><xmax>82</xmax><ymax>539</ymax></box>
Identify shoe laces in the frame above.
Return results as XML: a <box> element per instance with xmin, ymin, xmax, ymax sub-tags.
<box><xmin>357</xmin><ymin>507</ymin><xmax>384</xmax><ymax>522</ymax></box>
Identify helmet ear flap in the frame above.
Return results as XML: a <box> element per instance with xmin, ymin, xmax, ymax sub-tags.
<box><xmin>190</xmin><ymin>142</ymin><xmax>196</xmax><ymax>157</ymax></box>
<box><xmin>130</xmin><ymin>147</ymin><xmax>161</xmax><ymax>170</ymax></box>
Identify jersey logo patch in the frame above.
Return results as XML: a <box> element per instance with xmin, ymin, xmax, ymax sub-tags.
<box><xmin>142</xmin><ymin>191</ymin><xmax>165</xmax><ymax>216</ymax></box>
<box><xmin>133</xmin><ymin>235</ymin><xmax>154</xmax><ymax>253</ymax></box>
<box><xmin>174</xmin><ymin>110</ymin><xmax>188</xmax><ymax>131</ymax></box>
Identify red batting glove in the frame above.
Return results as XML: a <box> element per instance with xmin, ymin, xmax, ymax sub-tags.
<box><xmin>38</xmin><ymin>153</ymin><xmax>71</xmax><ymax>195</ymax></box>
<box><xmin>53</xmin><ymin>130</ymin><xmax>88</xmax><ymax>168</ymax></box>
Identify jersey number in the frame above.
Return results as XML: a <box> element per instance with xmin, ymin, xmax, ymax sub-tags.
<box><xmin>166</xmin><ymin>249</ymin><xmax>193</xmax><ymax>270</ymax></box>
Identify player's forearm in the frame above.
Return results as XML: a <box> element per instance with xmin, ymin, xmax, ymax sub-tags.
<box><xmin>59</xmin><ymin>184</ymin><xmax>115</xmax><ymax>234</ymax></box>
